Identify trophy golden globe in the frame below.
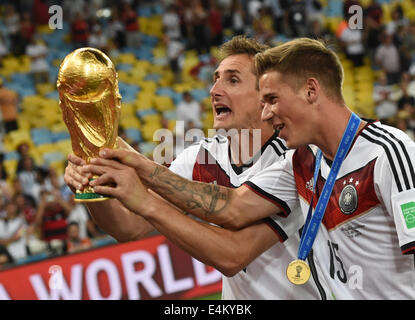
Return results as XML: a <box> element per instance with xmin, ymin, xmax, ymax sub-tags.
<box><xmin>57</xmin><ymin>47</ymin><xmax>121</xmax><ymax>202</ymax></box>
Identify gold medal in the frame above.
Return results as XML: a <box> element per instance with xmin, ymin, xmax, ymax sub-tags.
<box><xmin>286</xmin><ymin>259</ymin><xmax>311</xmax><ymax>285</ymax></box>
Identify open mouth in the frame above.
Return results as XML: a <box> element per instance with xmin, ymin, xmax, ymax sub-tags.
<box><xmin>215</xmin><ymin>105</ymin><xmax>232</xmax><ymax>116</ymax></box>
<box><xmin>273</xmin><ymin>123</ymin><xmax>284</xmax><ymax>131</ymax></box>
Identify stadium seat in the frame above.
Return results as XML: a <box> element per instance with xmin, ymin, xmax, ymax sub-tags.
<box><xmin>138</xmin><ymin>141</ymin><xmax>158</xmax><ymax>157</ymax></box>
<box><xmin>120</xmin><ymin>116</ymin><xmax>142</xmax><ymax>129</ymax></box>
<box><xmin>31</xmin><ymin>128</ymin><xmax>53</xmax><ymax>145</ymax></box>
<box><xmin>125</xmin><ymin>128</ymin><xmax>143</xmax><ymax>143</ymax></box>
<box><xmin>153</xmin><ymin>95</ymin><xmax>175</xmax><ymax>112</ymax></box>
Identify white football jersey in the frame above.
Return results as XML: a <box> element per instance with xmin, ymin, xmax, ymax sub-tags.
<box><xmin>170</xmin><ymin>132</ymin><xmax>329</xmax><ymax>299</ymax></box>
<box><xmin>247</xmin><ymin>121</ymin><xmax>415</xmax><ymax>299</ymax></box>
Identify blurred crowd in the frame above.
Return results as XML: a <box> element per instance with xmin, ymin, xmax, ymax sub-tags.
<box><xmin>0</xmin><ymin>0</ymin><xmax>414</xmax><ymax>270</ymax></box>
<box><xmin>0</xmin><ymin>141</ymin><xmax>108</xmax><ymax>269</ymax></box>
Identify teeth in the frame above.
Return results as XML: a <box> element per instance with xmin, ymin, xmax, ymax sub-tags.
<box><xmin>216</xmin><ymin>106</ymin><xmax>231</xmax><ymax>115</ymax></box>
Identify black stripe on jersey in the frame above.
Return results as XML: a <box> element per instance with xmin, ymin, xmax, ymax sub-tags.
<box><xmin>360</xmin><ymin>132</ymin><xmax>404</xmax><ymax>192</ymax></box>
<box><xmin>298</xmin><ymin>226</ymin><xmax>326</xmax><ymax>300</ymax></box>
<box><xmin>268</xmin><ymin>143</ymin><xmax>283</xmax><ymax>158</ymax></box>
<box><xmin>214</xmin><ymin>136</ymin><xmax>228</xmax><ymax>144</ymax></box>
<box><xmin>401</xmin><ymin>241</ymin><xmax>415</xmax><ymax>255</ymax></box>
<box><xmin>230</xmin><ymin>131</ymin><xmax>285</xmax><ymax>175</ymax></box>
<box><xmin>243</xmin><ymin>181</ymin><xmax>291</xmax><ymax>216</ymax></box>
<box><xmin>307</xmin><ymin>249</ymin><xmax>327</xmax><ymax>300</ymax></box>
<box><xmin>371</xmin><ymin>124</ymin><xmax>415</xmax><ymax>189</ymax></box>
<box><xmin>274</xmin><ymin>138</ymin><xmax>287</xmax><ymax>153</ymax></box>
<box><xmin>200</xmin><ymin>136</ymin><xmax>227</xmax><ymax>144</ymax></box>
<box><xmin>366</xmin><ymin>126</ymin><xmax>411</xmax><ymax>190</ymax></box>
<box><xmin>366</xmin><ymin>126</ymin><xmax>411</xmax><ymax>192</ymax></box>
<box><xmin>263</xmin><ymin>217</ymin><xmax>288</xmax><ymax>242</ymax></box>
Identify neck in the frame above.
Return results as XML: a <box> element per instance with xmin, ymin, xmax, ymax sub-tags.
<box><xmin>314</xmin><ymin>108</ymin><xmax>365</xmax><ymax>161</ymax></box>
<box><xmin>229</xmin><ymin>127</ymin><xmax>274</xmax><ymax>166</ymax></box>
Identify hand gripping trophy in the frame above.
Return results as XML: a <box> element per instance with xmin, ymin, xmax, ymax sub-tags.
<box><xmin>57</xmin><ymin>48</ymin><xmax>121</xmax><ymax>202</ymax></box>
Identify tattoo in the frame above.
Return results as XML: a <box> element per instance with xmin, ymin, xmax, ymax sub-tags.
<box><xmin>147</xmin><ymin>165</ymin><xmax>232</xmax><ymax>220</ymax></box>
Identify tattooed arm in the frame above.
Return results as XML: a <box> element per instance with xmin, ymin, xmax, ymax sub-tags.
<box><xmin>85</xmin><ymin>159</ymin><xmax>283</xmax><ymax>276</ymax></box>
<box><xmin>86</xmin><ymin>149</ymin><xmax>282</xmax><ymax>229</ymax></box>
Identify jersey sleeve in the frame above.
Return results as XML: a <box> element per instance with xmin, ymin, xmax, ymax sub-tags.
<box><xmin>242</xmin><ymin>152</ymin><xmax>303</xmax><ymax>240</ymax></box>
<box><xmin>243</xmin><ymin>152</ymin><xmax>299</xmax><ymax>217</ymax></box>
<box><xmin>263</xmin><ymin>206</ymin><xmax>304</xmax><ymax>242</ymax></box>
<box><xmin>375</xmin><ymin>136</ymin><xmax>415</xmax><ymax>255</ymax></box>
<box><xmin>168</xmin><ymin>143</ymin><xmax>200</xmax><ymax>179</ymax></box>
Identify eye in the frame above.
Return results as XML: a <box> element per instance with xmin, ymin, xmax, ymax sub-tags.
<box><xmin>269</xmin><ymin>96</ymin><xmax>278</xmax><ymax>104</ymax></box>
<box><xmin>230</xmin><ymin>77</ymin><xmax>239</xmax><ymax>84</ymax></box>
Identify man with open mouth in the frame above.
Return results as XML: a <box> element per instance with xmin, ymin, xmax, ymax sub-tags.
<box><xmin>65</xmin><ymin>36</ymin><xmax>330</xmax><ymax>299</ymax></box>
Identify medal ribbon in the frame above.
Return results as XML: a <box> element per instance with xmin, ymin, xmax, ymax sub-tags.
<box><xmin>298</xmin><ymin>113</ymin><xmax>361</xmax><ymax>261</ymax></box>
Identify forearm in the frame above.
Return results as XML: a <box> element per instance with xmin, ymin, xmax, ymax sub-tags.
<box><xmin>86</xmin><ymin>199</ymin><xmax>154</xmax><ymax>242</ymax></box>
<box><xmin>141</xmin><ymin>164</ymin><xmax>238</xmax><ymax>228</ymax></box>
<box><xmin>139</xmin><ymin>193</ymin><xmax>276</xmax><ymax>276</ymax></box>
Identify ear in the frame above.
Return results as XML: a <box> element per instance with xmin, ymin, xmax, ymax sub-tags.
<box><xmin>305</xmin><ymin>77</ymin><xmax>319</xmax><ymax>104</ymax></box>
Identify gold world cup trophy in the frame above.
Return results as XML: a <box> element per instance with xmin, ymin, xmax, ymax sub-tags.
<box><xmin>57</xmin><ymin>47</ymin><xmax>121</xmax><ymax>202</ymax></box>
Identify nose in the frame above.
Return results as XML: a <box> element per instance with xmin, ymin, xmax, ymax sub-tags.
<box><xmin>210</xmin><ymin>80</ymin><xmax>222</xmax><ymax>100</ymax></box>
<box><xmin>261</xmin><ymin>103</ymin><xmax>274</xmax><ymax>122</ymax></box>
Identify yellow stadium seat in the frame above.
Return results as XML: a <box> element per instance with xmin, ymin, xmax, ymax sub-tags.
<box><xmin>17</xmin><ymin>115</ymin><xmax>31</xmax><ymax>131</ymax></box>
<box><xmin>141</xmin><ymin>123</ymin><xmax>162</xmax><ymax>141</ymax></box>
<box><xmin>381</xmin><ymin>3</ymin><xmax>392</xmax><ymax>24</ymax></box>
<box><xmin>134</xmin><ymin>59</ymin><xmax>152</xmax><ymax>71</ymax></box>
<box><xmin>3</xmin><ymin>159</ymin><xmax>18</xmax><ymax>180</ymax></box>
<box><xmin>201</xmin><ymin>97</ymin><xmax>212</xmax><ymax>111</ymax></box>
<box><xmin>129</xmin><ymin>67</ymin><xmax>147</xmax><ymax>82</ymax></box>
<box><xmin>36</xmin><ymin>83</ymin><xmax>55</xmax><ymax>96</ymax></box>
<box><xmin>173</xmin><ymin>83</ymin><xmax>194</xmax><ymax>93</ymax></box>
<box><xmin>50</xmin><ymin>122</ymin><xmax>68</xmax><ymax>133</ymax></box>
<box><xmin>3</xmin><ymin>130</ymin><xmax>33</xmax><ymax>152</ymax></box>
<box><xmin>120</xmin><ymin>116</ymin><xmax>141</xmax><ymax>129</ymax></box>
<box><xmin>326</xmin><ymin>17</ymin><xmax>343</xmax><ymax>34</ymax></box>
<box><xmin>120</xmin><ymin>102</ymin><xmax>135</xmax><ymax>116</ymax></box>
<box><xmin>137</xmin><ymin>80</ymin><xmax>157</xmax><ymax>93</ymax></box>
<box><xmin>117</xmin><ymin>53</ymin><xmax>138</xmax><ymax>64</ymax></box>
<box><xmin>153</xmin><ymin>96</ymin><xmax>174</xmax><ymax>112</ymax></box>
<box><xmin>16</xmin><ymin>55</ymin><xmax>31</xmax><ymax>72</ymax></box>
<box><xmin>138</xmin><ymin>17</ymin><xmax>149</xmax><ymax>33</ymax></box>
<box><xmin>141</xmin><ymin>113</ymin><xmax>161</xmax><ymax>125</ymax></box>
<box><xmin>146</xmin><ymin>16</ymin><xmax>163</xmax><ymax>37</ymax></box>
<box><xmin>153</xmin><ymin>45</ymin><xmax>166</xmax><ymax>58</ymax></box>
<box><xmin>117</xmin><ymin>70</ymin><xmax>131</xmax><ymax>83</ymax></box>
<box><xmin>55</xmin><ymin>139</ymin><xmax>72</xmax><ymax>156</ymax></box>
<box><xmin>407</xmin><ymin>8</ymin><xmax>415</xmax><ymax>22</ymax></box>
<box><xmin>37</xmin><ymin>24</ymin><xmax>53</xmax><ymax>34</ymax></box>
<box><xmin>158</xmin><ymin>71</ymin><xmax>174</xmax><ymax>87</ymax></box>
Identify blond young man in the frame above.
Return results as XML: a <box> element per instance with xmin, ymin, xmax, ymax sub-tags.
<box><xmin>88</xmin><ymin>38</ymin><xmax>415</xmax><ymax>299</ymax></box>
<box><xmin>66</xmin><ymin>37</ymin><xmax>328</xmax><ymax>299</ymax></box>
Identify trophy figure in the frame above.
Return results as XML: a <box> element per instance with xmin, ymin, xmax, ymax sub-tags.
<box><xmin>57</xmin><ymin>47</ymin><xmax>121</xmax><ymax>202</ymax></box>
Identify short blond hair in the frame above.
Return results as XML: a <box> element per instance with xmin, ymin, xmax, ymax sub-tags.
<box><xmin>255</xmin><ymin>38</ymin><xmax>345</xmax><ymax>103</ymax></box>
<box><xmin>219</xmin><ymin>36</ymin><xmax>269</xmax><ymax>73</ymax></box>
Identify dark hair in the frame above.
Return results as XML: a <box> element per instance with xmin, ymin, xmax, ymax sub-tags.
<box><xmin>0</xmin><ymin>153</ymin><xmax>7</xmax><ymax>180</ymax></box>
<box><xmin>68</xmin><ymin>221</ymin><xmax>79</xmax><ymax>228</ymax></box>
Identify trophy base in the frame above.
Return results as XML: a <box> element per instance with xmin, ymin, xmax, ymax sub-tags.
<box><xmin>74</xmin><ymin>190</ymin><xmax>110</xmax><ymax>202</ymax></box>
